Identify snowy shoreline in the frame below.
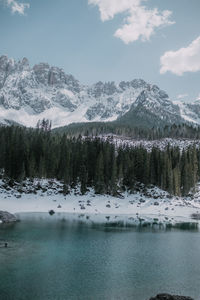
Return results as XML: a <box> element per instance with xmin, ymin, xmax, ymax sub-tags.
<box><xmin>1</xmin><ymin>179</ymin><xmax>200</xmax><ymax>226</ymax></box>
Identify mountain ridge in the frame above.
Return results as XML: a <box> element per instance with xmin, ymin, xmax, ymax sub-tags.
<box><xmin>0</xmin><ymin>55</ymin><xmax>199</xmax><ymax>129</ymax></box>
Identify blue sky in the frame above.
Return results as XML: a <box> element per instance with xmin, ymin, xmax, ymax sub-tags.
<box><xmin>0</xmin><ymin>0</ymin><xmax>200</xmax><ymax>102</ymax></box>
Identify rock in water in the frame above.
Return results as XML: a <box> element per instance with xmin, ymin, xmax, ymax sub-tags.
<box><xmin>149</xmin><ymin>294</ymin><xmax>194</xmax><ymax>300</ymax></box>
<box><xmin>49</xmin><ymin>209</ymin><xmax>55</xmax><ymax>216</ymax></box>
<box><xmin>0</xmin><ymin>211</ymin><xmax>18</xmax><ymax>223</ymax></box>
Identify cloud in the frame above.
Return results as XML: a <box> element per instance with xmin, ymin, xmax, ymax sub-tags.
<box><xmin>177</xmin><ymin>94</ymin><xmax>188</xmax><ymax>100</ymax></box>
<box><xmin>88</xmin><ymin>0</ymin><xmax>174</xmax><ymax>44</ymax></box>
<box><xmin>88</xmin><ymin>0</ymin><xmax>140</xmax><ymax>21</ymax></box>
<box><xmin>196</xmin><ymin>93</ymin><xmax>200</xmax><ymax>101</ymax></box>
<box><xmin>160</xmin><ymin>36</ymin><xmax>200</xmax><ymax>75</ymax></box>
<box><xmin>6</xmin><ymin>0</ymin><xmax>30</xmax><ymax>15</ymax></box>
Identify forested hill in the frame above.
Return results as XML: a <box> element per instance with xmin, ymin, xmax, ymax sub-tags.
<box><xmin>0</xmin><ymin>125</ymin><xmax>199</xmax><ymax>197</ymax></box>
<box><xmin>53</xmin><ymin>121</ymin><xmax>200</xmax><ymax>140</ymax></box>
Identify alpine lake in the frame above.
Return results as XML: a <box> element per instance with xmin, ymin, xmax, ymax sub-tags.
<box><xmin>0</xmin><ymin>213</ymin><xmax>200</xmax><ymax>300</ymax></box>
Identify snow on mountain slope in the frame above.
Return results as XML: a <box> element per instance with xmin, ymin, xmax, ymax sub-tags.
<box><xmin>118</xmin><ymin>86</ymin><xmax>184</xmax><ymax>127</ymax></box>
<box><xmin>174</xmin><ymin>100</ymin><xmax>200</xmax><ymax>125</ymax></box>
<box><xmin>0</xmin><ymin>54</ymin><xmax>199</xmax><ymax>128</ymax></box>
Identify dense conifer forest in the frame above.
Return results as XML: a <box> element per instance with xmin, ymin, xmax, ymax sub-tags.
<box><xmin>54</xmin><ymin>121</ymin><xmax>200</xmax><ymax>140</ymax></box>
<box><xmin>0</xmin><ymin>123</ymin><xmax>200</xmax><ymax>197</ymax></box>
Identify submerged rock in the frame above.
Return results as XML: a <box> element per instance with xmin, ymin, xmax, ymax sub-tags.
<box><xmin>0</xmin><ymin>211</ymin><xmax>18</xmax><ymax>223</ymax></box>
<box><xmin>149</xmin><ymin>294</ymin><xmax>194</xmax><ymax>300</ymax></box>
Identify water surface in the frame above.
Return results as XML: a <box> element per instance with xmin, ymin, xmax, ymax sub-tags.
<box><xmin>0</xmin><ymin>213</ymin><xmax>200</xmax><ymax>300</ymax></box>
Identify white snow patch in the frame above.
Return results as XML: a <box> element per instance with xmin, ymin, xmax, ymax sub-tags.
<box><xmin>0</xmin><ymin>179</ymin><xmax>200</xmax><ymax>225</ymax></box>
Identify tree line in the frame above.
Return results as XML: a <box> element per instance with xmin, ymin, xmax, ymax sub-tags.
<box><xmin>54</xmin><ymin>122</ymin><xmax>200</xmax><ymax>140</ymax></box>
<box><xmin>0</xmin><ymin>125</ymin><xmax>199</xmax><ymax>197</ymax></box>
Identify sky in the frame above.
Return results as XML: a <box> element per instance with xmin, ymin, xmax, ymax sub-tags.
<box><xmin>0</xmin><ymin>0</ymin><xmax>200</xmax><ymax>102</ymax></box>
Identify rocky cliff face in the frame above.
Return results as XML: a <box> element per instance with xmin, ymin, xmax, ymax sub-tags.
<box><xmin>0</xmin><ymin>55</ymin><xmax>81</xmax><ymax>114</ymax></box>
<box><xmin>0</xmin><ymin>55</ymin><xmax>198</xmax><ymax>128</ymax></box>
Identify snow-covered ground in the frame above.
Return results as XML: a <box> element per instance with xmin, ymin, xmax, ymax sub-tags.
<box><xmin>97</xmin><ymin>135</ymin><xmax>200</xmax><ymax>152</ymax></box>
<box><xmin>1</xmin><ymin>179</ymin><xmax>200</xmax><ymax>226</ymax></box>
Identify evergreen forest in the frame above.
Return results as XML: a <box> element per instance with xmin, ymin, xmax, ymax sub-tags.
<box><xmin>0</xmin><ymin>124</ymin><xmax>200</xmax><ymax>197</ymax></box>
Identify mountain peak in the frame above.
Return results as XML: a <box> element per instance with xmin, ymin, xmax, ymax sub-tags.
<box><xmin>0</xmin><ymin>55</ymin><xmax>198</xmax><ymax>128</ymax></box>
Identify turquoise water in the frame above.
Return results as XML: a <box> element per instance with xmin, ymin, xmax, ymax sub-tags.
<box><xmin>0</xmin><ymin>213</ymin><xmax>200</xmax><ymax>300</ymax></box>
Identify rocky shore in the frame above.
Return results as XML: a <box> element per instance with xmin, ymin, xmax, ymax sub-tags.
<box><xmin>1</xmin><ymin>178</ymin><xmax>200</xmax><ymax>226</ymax></box>
<box><xmin>0</xmin><ymin>211</ymin><xmax>18</xmax><ymax>223</ymax></box>
<box><xmin>150</xmin><ymin>294</ymin><xmax>194</xmax><ymax>300</ymax></box>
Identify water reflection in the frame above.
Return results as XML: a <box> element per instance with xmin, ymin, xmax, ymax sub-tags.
<box><xmin>0</xmin><ymin>213</ymin><xmax>200</xmax><ymax>300</ymax></box>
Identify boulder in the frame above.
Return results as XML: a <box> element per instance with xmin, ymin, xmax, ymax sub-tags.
<box><xmin>149</xmin><ymin>294</ymin><xmax>194</xmax><ymax>300</ymax></box>
<box><xmin>48</xmin><ymin>209</ymin><xmax>55</xmax><ymax>216</ymax></box>
<box><xmin>0</xmin><ymin>211</ymin><xmax>18</xmax><ymax>223</ymax></box>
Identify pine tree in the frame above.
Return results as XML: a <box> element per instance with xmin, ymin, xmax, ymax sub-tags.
<box><xmin>95</xmin><ymin>151</ymin><xmax>105</xmax><ymax>194</ymax></box>
<box><xmin>110</xmin><ymin>149</ymin><xmax>117</xmax><ymax>196</ymax></box>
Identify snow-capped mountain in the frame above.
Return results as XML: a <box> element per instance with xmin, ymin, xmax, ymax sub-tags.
<box><xmin>174</xmin><ymin>100</ymin><xmax>200</xmax><ymax>125</ymax></box>
<box><xmin>0</xmin><ymin>55</ymin><xmax>199</xmax><ymax>128</ymax></box>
